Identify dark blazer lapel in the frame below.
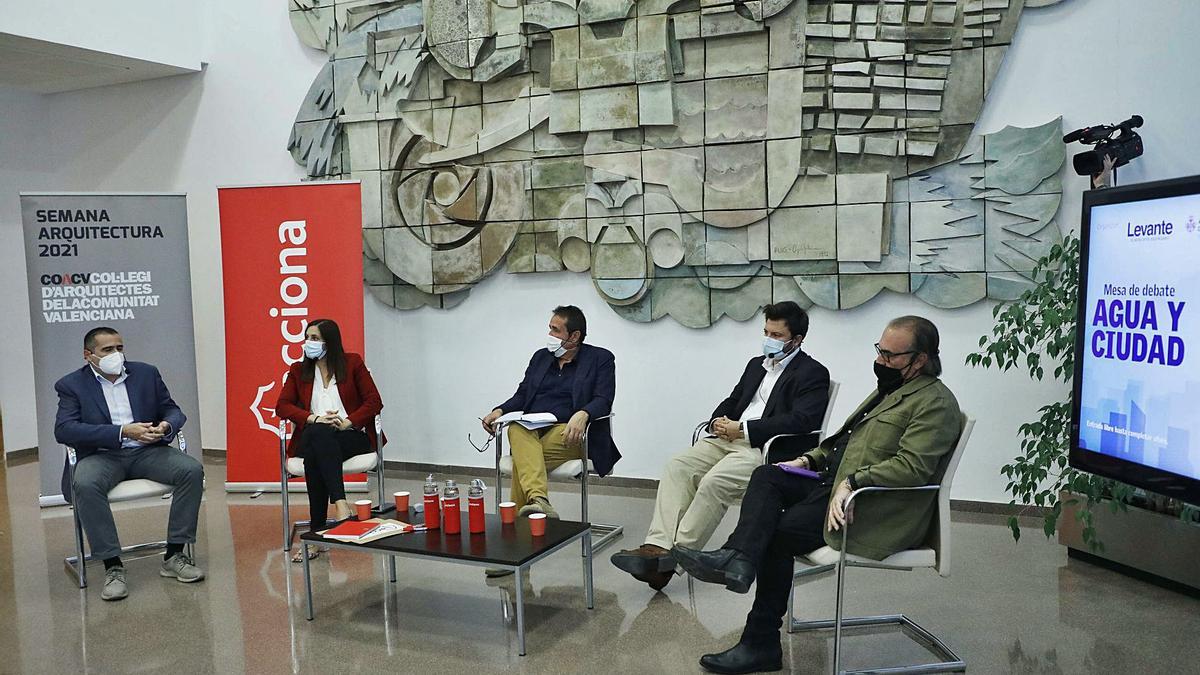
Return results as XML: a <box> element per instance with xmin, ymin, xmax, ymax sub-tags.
<box><xmin>525</xmin><ymin>352</ymin><xmax>554</xmax><ymax>409</ymax></box>
<box><xmin>736</xmin><ymin>361</ymin><xmax>768</xmax><ymax>414</ymax></box>
<box><xmin>81</xmin><ymin>367</ymin><xmax>114</xmax><ymax>423</ymax></box>
<box><xmin>570</xmin><ymin>344</ymin><xmax>594</xmax><ymax>409</ymax></box>
<box><xmin>761</xmin><ymin>351</ymin><xmax>807</xmax><ymax>415</ymax></box>
<box><xmin>125</xmin><ymin>367</ymin><xmax>149</xmax><ymax>421</ymax></box>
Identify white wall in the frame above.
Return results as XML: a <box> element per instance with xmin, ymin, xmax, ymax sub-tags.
<box><xmin>2</xmin><ymin>0</ymin><xmax>1198</xmax><ymax>504</ymax></box>
<box><xmin>0</xmin><ymin>0</ymin><xmax>203</xmax><ymax>70</ymax></box>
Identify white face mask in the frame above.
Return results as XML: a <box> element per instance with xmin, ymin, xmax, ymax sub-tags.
<box><xmin>545</xmin><ymin>335</ymin><xmax>567</xmax><ymax>358</ymax></box>
<box><xmin>94</xmin><ymin>351</ymin><xmax>125</xmax><ymax>376</ymax></box>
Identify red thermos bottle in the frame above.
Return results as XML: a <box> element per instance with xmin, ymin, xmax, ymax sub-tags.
<box><xmin>423</xmin><ymin>474</ymin><xmax>440</xmax><ymax>530</ymax></box>
<box><xmin>468</xmin><ymin>479</ymin><xmax>486</xmax><ymax>534</ymax></box>
<box><xmin>442</xmin><ymin>479</ymin><xmax>462</xmax><ymax>535</ymax></box>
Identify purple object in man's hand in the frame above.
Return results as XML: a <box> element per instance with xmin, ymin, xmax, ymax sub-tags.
<box><xmin>777</xmin><ymin>463</ymin><xmax>822</xmax><ymax>480</ymax></box>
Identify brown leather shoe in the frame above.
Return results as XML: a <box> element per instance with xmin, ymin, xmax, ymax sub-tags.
<box><xmin>610</xmin><ymin>544</ymin><xmax>674</xmax><ymax>576</ymax></box>
<box><xmin>633</xmin><ymin>568</ymin><xmax>674</xmax><ymax>591</ymax></box>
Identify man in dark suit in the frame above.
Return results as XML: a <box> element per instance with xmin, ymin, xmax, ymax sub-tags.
<box><xmin>55</xmin><ymin>327</ymin><xmax>204</xmax><ymax>601</ymax></box>
<box><xmin>481</xmin><ymin>305</ymin><xmax>617</xmax><ymax>519</ymax></box>
<box><xmin>610</xmin><ymin>301</ymin><xmax>829</xmax><ymax>591</ymax></box>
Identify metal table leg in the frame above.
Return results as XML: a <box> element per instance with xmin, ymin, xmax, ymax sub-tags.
<box><xmin>515</xmin><ymin>565</ymin><xmax>526</xmax><ymax>656</ymax></box>
<box><xmin>302</xmin><ymin>545</ymin><xmax>314</xmax><ymax>621</ymax></box>
<box><xmin>583</xmin><ymin>530</ymin><xmax>594</xmax><ymax>610</ymax></box>
<box><xmin>388</xmin><ymin>555</ymin><xmax>396</xmax><ymax>583</ymax></box>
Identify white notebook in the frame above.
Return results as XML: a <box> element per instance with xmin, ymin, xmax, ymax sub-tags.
<box><xmin>496</xmin><ymin>411</ymin><xmax>558</xmax><ymax>430</ymax></box>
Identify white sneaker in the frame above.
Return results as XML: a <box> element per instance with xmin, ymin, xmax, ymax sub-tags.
<box><xmin>160</xmin><ymin>553</ymin><xmax>205</xmax><ymax>583</ymax></box>
<box><xmin>101</xmin><ymin>566</ymin><xmax>128</xmax><ymax>601</ymax></box>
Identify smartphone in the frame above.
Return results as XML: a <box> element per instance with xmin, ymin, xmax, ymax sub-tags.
<box><xmin>777</xmin><ymin>463</ymin><xmax>822</xmax><ymax>480</ymax></box>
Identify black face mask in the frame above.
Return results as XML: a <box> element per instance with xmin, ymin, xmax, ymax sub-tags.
<box><xmin>873</xmin><ymin>359</ymin><xmax>911</xmax><ymax>393</ymax></box>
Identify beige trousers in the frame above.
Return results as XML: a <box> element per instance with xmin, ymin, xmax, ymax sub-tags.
<box><xmin>644</xmin><ymin>435</ymin><xmax>762</xmax><ymax>550</ymax></box>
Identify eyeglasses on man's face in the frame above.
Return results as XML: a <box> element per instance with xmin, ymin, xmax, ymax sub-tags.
<box><xmin>874</xmin><ymin>343</ymin><xmax>917</xmax><ymax>361</ymax></box>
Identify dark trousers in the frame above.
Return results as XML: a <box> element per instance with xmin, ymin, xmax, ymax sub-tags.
<box><xmin>294</xmin><ymin>423</ymin><xmax>371</xmax><ymax>531</ymax></box>
<box><xmin>724</xmin><ymin>464</ymin><xmax>831</xmax><ymax>647</ymax></box>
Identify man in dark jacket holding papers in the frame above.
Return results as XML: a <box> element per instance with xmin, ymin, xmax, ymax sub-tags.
<box><xmin>481</xmin><ymin>305</ymin><xmax>618</xmax><ymax>519</ymax></box>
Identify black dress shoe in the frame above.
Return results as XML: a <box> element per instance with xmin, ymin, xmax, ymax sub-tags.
<box><xmin>699</xmin><ymin>642</ymin><xmax>783</xmax><ymax>674</ymax></box>
<box><xmin>672</xmin><ymin>546</ymin><xmax>756</xmax><ymax>593</ymax></box>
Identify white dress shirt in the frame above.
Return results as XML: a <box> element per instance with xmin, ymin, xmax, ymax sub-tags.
<box><xmin>92</xmin><ymin>367</ymin><xmax>143</xmax><ymax>449</ymax></box>
<box><xmin>310</xmin><ymin>372</ymin><xmax>349</xmax><ymax>420</ymax></box>
<box><xmin>738</xmin><ymin>347</ymin><xmax>800</xmax><ymax>438</ymax></box>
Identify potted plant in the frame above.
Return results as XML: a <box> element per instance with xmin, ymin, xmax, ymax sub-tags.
<box><xmin>966</xmin><ymin>233</ymin><xmax>1197</xmax><ymax>559</ymax></box>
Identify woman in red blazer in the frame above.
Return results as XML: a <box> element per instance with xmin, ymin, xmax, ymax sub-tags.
<box><xmin>275</xmin><ymin>318</ymin><xmax>383</xmax><ymax>562</ymax></box>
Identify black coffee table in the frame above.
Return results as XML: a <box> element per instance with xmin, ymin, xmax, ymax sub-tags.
<box><xmin>298</xmin><ymin>511</ymin><xmax>594</xmax><ymax>655</ymax></box>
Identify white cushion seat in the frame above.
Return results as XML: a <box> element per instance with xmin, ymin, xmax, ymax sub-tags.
<box><xmin>107</xmin><ymin>479</ymin><xmax>173</xmax><ymax>503</ymax></box>
<box><xmin>497</xmin><ymin>455</ymin><xmax>592</xmax><ymax>480</ymax></box>
<box><xmin>286</xmin><ymin>453</ymin><xmax>379</xmax><ymax>478</ymax></box>
<box><xmin>800</xmin><ymin>545</ymin><xmax>936</xmax><ymax>569</ymax></box>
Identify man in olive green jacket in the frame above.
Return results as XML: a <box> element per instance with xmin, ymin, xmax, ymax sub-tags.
<box><xmin>674</xmin><ymin>316</ymin><xmax>963</xmax><ymax>675</ymax></box>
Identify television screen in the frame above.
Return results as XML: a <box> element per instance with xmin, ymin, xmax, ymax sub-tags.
<box><xmin>1072</xmin><ymin>175</ymin><xmax>1200</xmax><ymax>505</ymax></box>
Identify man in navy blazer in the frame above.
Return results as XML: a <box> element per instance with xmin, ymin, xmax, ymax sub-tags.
<box><xmin>610</xmin><ymin>301</ymin><xmax>830</xmax><ymax>591</ymax></box>
<box><xmin>55</xmin><ymin>327</ymin><xmax>205</xmax><ymax>601</ymax></box>
<box><xmin>482</xmin><ymin>305</ymin><xmax>617</xmax><ymax>521</ymax></box>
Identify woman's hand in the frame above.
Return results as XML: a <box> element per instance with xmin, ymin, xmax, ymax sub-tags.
<box><xmin>335</xmin><ymin>417</ymin><xmax>353</xmax><ymax>431</ymax></box>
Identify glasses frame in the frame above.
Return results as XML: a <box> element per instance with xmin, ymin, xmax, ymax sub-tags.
<box><xmin>874</xmin><ymin>343</ymin><xmax>918</xmax><ymax>361</ymax></box>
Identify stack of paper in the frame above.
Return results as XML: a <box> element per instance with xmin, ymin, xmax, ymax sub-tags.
<box><xmin>496</xmin><ymin>411</ymin><xmax>558</xmax><ymax>430</ymax></box>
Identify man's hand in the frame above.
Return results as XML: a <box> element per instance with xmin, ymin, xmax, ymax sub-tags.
<box><xmin>825</xmin><ymin>479</ymin><xmax>855</xmax><ymax>532</ymax></box>
<box><xmin>713</xmin><ymin>417</ymin><xmax>743</xmax><ymax>442</ymax></box>
<box><xmin>564</xmin><ymin>410</ymin><xmax>590</xmax><ymax>447</ymax></box>
<box><xmin>121</xmin><ymin>422</ymin><xmax>163</xmax><ymax>444</ymax></box>
<box><xmin>778</xmin><ymin>456</ymin><xmax>810</xmax><ymax>469</ymax></box>
<box><xmin>724</xmin><ymin>421</ymin><xmax>744</xmax><ymax>442</ymax></box>
<box><xmin>711</xmin><ymin>416</ymin><xmax>731</xmax><ymax>437</ymax></box>
<box><xmin>482</xmin><ymin>408</ymin><xmax>503</xmax><ymax>435</ymax></box>
<box><xmin>152</xmin><ymin>421</ymin><xmax>172</xmax><ymax>436</ymax></box>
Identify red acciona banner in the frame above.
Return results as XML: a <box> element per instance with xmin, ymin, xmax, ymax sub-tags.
<box><xmin>218</xmin><ymin>181</ymin><xmax>364</xmax><ymax>491</ymax></box>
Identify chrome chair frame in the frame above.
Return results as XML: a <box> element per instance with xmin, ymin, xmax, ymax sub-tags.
<box><xmin>493</xmin><ymin>414</ymin><xmax>623</xmax><ymax>554</ymax></box>
<box><xmin>786</xmin><ymin>414</ymin><xmax>975</xmax><ymax>675</ymax></box>
<box><xmin>280</xmin><ymin>415</ymin><xmax>388</xmax><ymax>551</ymax></box>
<box><xmin>64</xmin><ymin>432</ymin><xmax>197</xmax><ymax>588</ymax></box>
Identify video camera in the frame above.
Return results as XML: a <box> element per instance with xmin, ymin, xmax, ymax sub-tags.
<box><xmin>1064</xmin><ymin>115</ymin><xmax>1144</xmax><ymax>176</ymax></box>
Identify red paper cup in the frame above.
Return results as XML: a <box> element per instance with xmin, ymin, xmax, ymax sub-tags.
<box><xmin>394</xmin><ymin>491</ymin><xmax>410</xmax><ymax>513</ymax></box>
<box><xmin>499</xmin><ymin>501</ymin><xmax>517</xmax><ymax>524</ymax></box>
<box><xmin>528</xmin><ymin>512</ymin><xmax>547</xmax><ymax>536</ymax></box>
<box><xmin>354</xmin><ymin>499</ymin><xmax>372</xmax><ymax>521</ymax></box>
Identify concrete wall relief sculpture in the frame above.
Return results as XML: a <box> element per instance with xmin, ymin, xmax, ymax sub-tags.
<box><xmin>288</xmin><ymin>0</ymin><xmax>1068</xmax><ymax>326</ymax></box>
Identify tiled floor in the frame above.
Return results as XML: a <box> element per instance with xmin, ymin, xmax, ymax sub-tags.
<box><xmin>1</xmin><ymin>455</ymin><xmax>1196</xmax><ymax>674</ymax></box>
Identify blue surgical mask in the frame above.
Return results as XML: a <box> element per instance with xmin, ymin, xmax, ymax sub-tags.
<box><xmin>762</xmin><ymin>336</ymin><xmax>791</xmax><ymax>359</ymax></box>
<box><xmin>303</xmin><ymin>340</ymin><xmax>326</xmax><ymax>360</ymax></box>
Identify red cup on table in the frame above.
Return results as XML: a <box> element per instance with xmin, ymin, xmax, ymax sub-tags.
<box><xmin>394</xmin><ymin>491</ymin><xmax>410</xmax><ymax>513</ymax></box>
<box><xmin>499</xmin><ymin>501</ymin><xmax>517</xmax><ymax>524</ymax></box>
<box><xmin>354</xmin><ymin>499</ymin><xmax>373</xmax><ymax>521</ymax></box>
<box><xmin>528</xmin><ymin>512</ymin><xmax>547</xmax><ymax>536</ymax></box>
